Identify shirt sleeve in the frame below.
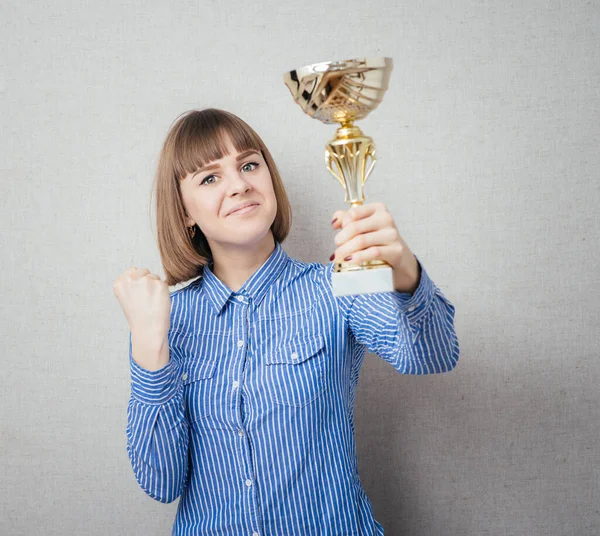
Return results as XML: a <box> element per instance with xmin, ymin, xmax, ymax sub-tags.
<box><xmin>331</xmin><ymin>254</ymin><xmax>460</xmax><ymax>374</ymax></box>
<box><xmin>126</xmin><ymin>331</ymin><xmax>190</xmax><ymax>503</ymax></box>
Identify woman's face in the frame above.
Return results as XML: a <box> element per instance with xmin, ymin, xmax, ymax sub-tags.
<box><xmin>180</xmin><ymin>134</ymin><xmax>278</xmax><ymax>250</ymax></box>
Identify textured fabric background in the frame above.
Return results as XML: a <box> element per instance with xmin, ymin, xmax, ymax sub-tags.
<box><xmin>1</xmin><ymin>1</ymin><xmax>598</xmax><ymax>535</ymax></box>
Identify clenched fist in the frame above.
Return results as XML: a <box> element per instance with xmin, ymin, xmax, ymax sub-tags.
<box><xmin>113</xmin><ymin>266</ymin><xmax>171</xmax><ymax>371</ymax></box>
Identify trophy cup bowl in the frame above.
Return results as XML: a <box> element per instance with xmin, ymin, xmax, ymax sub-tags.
<box><xmin>283</xmin><ymin>57</ymin><xmax>395</xmax><ymax>297</ymax></box>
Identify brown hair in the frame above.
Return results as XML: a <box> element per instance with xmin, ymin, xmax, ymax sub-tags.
<box><xmin>151</xmin><ymin>108</ymin><xmax>292</xmax><ymax>287</ymax></box>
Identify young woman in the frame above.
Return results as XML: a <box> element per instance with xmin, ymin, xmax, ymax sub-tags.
<box><xmin>113</xmin><ymin>108</ymin><xmax>459</xmax><ymax>535</ymax></box>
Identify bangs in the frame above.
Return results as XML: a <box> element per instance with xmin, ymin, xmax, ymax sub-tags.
<box><xmin>171</xmin><ymin>111</ymin><xmax>263</xmax><ymax>180</ymax></box>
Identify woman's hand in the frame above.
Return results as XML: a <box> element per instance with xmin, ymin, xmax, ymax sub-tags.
<box><xmin>113</xmin><ymin>267</ymin><xmax>172</xmax><ymax>370</ymax></box>
<box><xmin>113</xmin><ymin>266</ymin><xmax>171</xmax><ymax>339</ymax></box>
<box><xmin>330</xmin><ymin>202</ymin><xmax>421</xmax><ymax>294</ymax></box>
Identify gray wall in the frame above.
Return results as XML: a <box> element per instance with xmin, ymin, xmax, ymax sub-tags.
<box><xmin>2</xmin><ymin>1</ymin><xmax>599</xmax><ymax>534</ymax></box>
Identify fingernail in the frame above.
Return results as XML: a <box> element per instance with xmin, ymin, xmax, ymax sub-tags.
<box><xmin>329</xmin><ymin>254</ymin><xmax>335</xmax><ymax>261</ymax></box>
<box><xmin>331</xmin><ymin>217</ymin><xmax>338</xmax><ymax>226</ymax></box>
<box><xmin>344</xmin><ymin>255</ymin><xmax>352</xmax><ymax>261</ymax></box>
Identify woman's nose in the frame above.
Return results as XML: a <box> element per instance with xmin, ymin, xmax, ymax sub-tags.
<box><xmin>227</xmin><ymin>172</ymin><xmax>251</xmax><ymax>193</ymax></box>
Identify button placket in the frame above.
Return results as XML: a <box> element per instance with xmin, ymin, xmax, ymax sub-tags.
<box><xmin>233</xmin><ymin>294</ymin><xmax>260</xmax><ymax>533</ymax></box>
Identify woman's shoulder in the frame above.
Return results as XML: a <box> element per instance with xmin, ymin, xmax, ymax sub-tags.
<box><xmin>284</xmin><ymin>255</ymin><xmax>333</xmax><ymax>284</ymax></box>
<box><xmin>168</xmin><ymin>274</ymin><xmax>203</xmax><ymax>298</ymax></box>
<box><xmin>280</xmin><ymin>256</ymin><xmax>338</xmax><ymax>305</ymax></box>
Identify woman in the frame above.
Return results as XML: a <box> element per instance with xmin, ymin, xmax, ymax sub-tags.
<box><xmin>113</xmin><ymin>108</ymin><xmax>459</xmax><ymax>535</ymax></box>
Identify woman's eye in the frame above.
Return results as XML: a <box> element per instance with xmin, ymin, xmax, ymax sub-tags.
<box><xmin>242</xmin><ymin>161</ymin><xmax>259</xmax><ymax>172</ymax></box>
<box><xmin>200</xmin><ymin>175</ymin><xmax>216</xmax><ymax>185</ymax></box>
<box><xmin>199</xmin><ymin>162</ymin><xmax>259</xmax><ymax>186</ymax></box>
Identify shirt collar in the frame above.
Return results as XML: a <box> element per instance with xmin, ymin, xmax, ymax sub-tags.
<box><xmin>201</xmin><ymin>241</ymin><xmax>289</xmax><ymax>315</ymax></box>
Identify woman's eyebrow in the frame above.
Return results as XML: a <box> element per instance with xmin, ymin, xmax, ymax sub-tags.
<box><xmin>192</xmin><ymin>150</ymin><xmax>259</xmax><ymax>178</ymax></box>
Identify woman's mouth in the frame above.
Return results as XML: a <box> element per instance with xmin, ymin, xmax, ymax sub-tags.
<box><xmin>229</xmin><ymin>203</ymin><xmax>259</xmax><ymax>216</ymax></box>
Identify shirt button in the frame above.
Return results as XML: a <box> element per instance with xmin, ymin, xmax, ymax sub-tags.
<box><xmin>238</xmin><ymin>429</ymin><xmax>244</xmax><ymax>436</ymax></box>
<box><xmin>181</xmin><ymin>373</ymin><xmax>188</xmax><ymax>380</ymax></box>
<box><xmin>245</xmin><ymin>479</ymin><xmax>252</xmax><ymax>487</ymax></box>
<box><xmin>237</xmin><ymin>339</ymin><xmax>245</xmax><ymax>348</ymax></box>
<box><xmin>291</xmin><ymin>352</ymin><xmax>298</xmax><ymax>360</ymax></box>
<box><xmin>407</xmin><ymin>305</ymin><xmax>416</xmax><ymax>312</ymax></box>
<box><xmin>252</xmin><ymin>532</ymin><xmax>259</xmax><ymax>536</ymax></box>
<box><xmin>236</xmin><ymin>295</ymin><xmax>245</xmax><ymax>302</ymax></box>
<box><xmin>232</xmin><ymin>380</ymin><xmax>239</xmax><ymax>389</ymax></box>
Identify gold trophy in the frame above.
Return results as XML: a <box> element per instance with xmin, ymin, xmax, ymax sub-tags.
<box><xmin>283</xmin><ymin>57</ymin><xmax>395</xmax><ymax>297</ymax></box>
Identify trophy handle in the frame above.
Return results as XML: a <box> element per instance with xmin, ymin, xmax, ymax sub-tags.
<box><xmin>363</xmin><ymin>146</ymin><xmax>376</xmax><ymax>185</ymax></box>
<box><xmin>325</xmin><ymin>149</ymin><xmax>347</xmax><ymax>190</ymax></box>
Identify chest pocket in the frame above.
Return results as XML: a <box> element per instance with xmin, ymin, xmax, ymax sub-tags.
<box><xmin>265</xmin><ymin>332</ymin><xmax>327</xmax><ymax>408</ymax></box>
<box><xmin>172</xmin><ymin>331</ymin><xmax>226</xmax><ymax>423</ymax></box>
<box><xmin>180</xmin><ymin>356</ymin><xmax>217</xmax><ymax>423</ymax></box>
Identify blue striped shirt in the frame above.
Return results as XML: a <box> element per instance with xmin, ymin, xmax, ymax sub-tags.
<box><xmin>126</xmin><ymin>241</ymin><xmax>459</xmax><ymax>535</ymax></box>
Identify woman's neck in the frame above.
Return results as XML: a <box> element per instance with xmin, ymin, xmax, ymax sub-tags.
<box><xmin>210</xmin><ymin>234</ymin><xmax>276</xmax><ymax>292</ymax></box>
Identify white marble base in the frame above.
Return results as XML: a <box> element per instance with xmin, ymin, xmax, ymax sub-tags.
<box><xmin>331</xmin><ymin>266</ymin><xmax>394</xmax><ymax>297</ymax></box>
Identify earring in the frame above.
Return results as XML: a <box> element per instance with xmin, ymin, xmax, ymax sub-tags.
<box><xmin>188</xmin><ymin>225</ymin><xmax>196</xmax><ymax>238</ymax></box>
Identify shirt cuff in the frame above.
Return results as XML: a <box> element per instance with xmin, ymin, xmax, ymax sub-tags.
<box><xmin>389</xmin><ymin>254</ymin><xmax>436</xmax><ymax>323</ymax></box>
<box><xmin>129</xmin><ymin>332</ymin><xmax>181</xmax><ymax>405</ymax></box>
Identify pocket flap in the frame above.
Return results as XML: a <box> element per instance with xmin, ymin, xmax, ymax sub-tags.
<box><xmin>181</xmin><ymin>358</ymin><xmax>217</xmax><ymax>385</ymax></box>
<box><xmin>267</xmin><ymin>333</ymin><xmax>325</xmax><ymax>365</ymax></box>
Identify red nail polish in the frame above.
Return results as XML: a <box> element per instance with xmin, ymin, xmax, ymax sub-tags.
<box><xmin>331</xmin><ymin>217</ymin><xmax>338</xmax><ymax>226</ymax></box>
<box><xmin>329</xmin><ymin>254</ymin><xmax>335</xmax><ymax>261</ymax></box>
<box><xmin>344</xmin><ymin>255</ymin><xmax>352</xmax><ymax>261</ymax></box>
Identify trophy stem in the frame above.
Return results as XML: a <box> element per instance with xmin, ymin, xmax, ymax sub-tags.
<box><xmin>325</xmin><ymin>123</ymin><xmax>377</xmax><ymax>204</ymax></box>
<box><xmin>327</xmin><ymin>119</ymin><xmax>393</xmax><ymax>284</ymax></box>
